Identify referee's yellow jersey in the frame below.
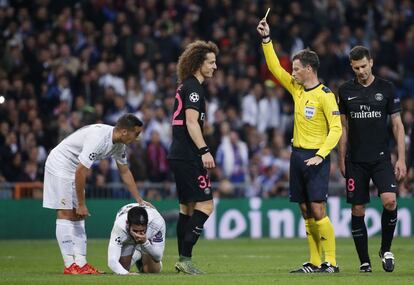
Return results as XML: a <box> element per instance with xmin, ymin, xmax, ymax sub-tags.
<box><xmin>262</xmin><ymin>41</ymin><xmax>342</xmax><ymax>158</ymax></box>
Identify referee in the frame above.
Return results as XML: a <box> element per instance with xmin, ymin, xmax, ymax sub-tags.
<box><xmin>338</xmin><ymin>46</ymin><xmax>406</xmax><ymax>273</ymax></box>
<box><xmin>257</xmin><ymin>19</ymin><xmax>342</xmax><ymax>273</ymax></box>
<box><xmin>167</xmin><ymin>40</ymin><xmax>219</xmax><ymax>275</ymax></box>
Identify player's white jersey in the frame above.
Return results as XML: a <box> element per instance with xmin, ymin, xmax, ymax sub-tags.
<box><xmin>110</xmin><ymin>203</ymin><xmax>166</xmax><ymax>248</ymax></box>
<box><xmin>108</xmin><ymin>204</ymin><xmax>166</xmax><ymax>274</ymax></box>
<box><xmin>45</xmin><ymin>124</ymin><xmax>128</xmax><ymax>179</ymax></box>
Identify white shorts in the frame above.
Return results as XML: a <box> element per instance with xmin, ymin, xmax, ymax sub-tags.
<box><xmin>42</xmin><ymin>169</ymin><xmax>78</xmax><ymax>210</ymax></box>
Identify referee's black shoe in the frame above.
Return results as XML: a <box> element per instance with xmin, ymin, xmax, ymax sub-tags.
<box><xmin>359</xmin><ymin>262</ymin><xmax>372</xmax><ymax>273</ymax></box>
<box><xmin>319</xmin><ymin>262</ymin><xmax>339</xmax><ymax>273</ymax></box>
<box><xmin>290</xmin><ymin>262</ymin><xmax>320</xmax><ymax>273</ymax></box>
<box><xmin>379</xmin><ymin>251</ymin><xmax>395</xmax><ymax>272</ymax></box>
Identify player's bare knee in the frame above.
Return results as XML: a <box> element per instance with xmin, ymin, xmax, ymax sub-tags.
<box><xmin>195</xmin><ymin>200</ymin><xmax>214</xmax><ymax>215</ymax></box>
<box><xmin>351</xmin><ymin>205</ymin><xmax>365</xmax><ymax>216</ymax></box>
<box><xmin>383</xmin><ymin>199</ymin><xmax>397</xmax><ymax>211</ymax></box>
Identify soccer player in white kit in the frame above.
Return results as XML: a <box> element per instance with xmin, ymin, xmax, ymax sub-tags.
<box><xmin>108</xmin><ymin>204</ymin><xmax>166</xmax><ymax>274</ymax></box>
<box><xmin>42</xmin><ymin>113</ymin><xmax>150</xmax><ymax>274</ymax></box>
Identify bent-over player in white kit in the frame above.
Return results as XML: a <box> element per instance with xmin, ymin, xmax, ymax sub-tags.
<box><xmin>108</xmin><ymin>204</ymin><xmax>166</xmax><ymax>274</ymax></box>
<box><xmin>42</xmin><ymin>114</ymin><xmax>150</xmax><ymax>274</ymax></box>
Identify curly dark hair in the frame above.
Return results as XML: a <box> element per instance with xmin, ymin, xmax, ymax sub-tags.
<box><xmin>177</xmin><ymin>40</ymin><xmax>219</xmax><ymax>83</ymax></box>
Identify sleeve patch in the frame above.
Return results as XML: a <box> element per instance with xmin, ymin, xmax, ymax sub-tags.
<box><xmin>322</xmin><ymin>86</ymin><xmax>332</xmax><ymax>93</ymax></box>
<box><xmin>152</xmin><ymin>231</ymin><xmax>163</xmax><ymax>243</ymax></box>
<box><xmin>89</xmin><ymin>152</ymin><xmax>97</xmax><ymax>161</ymax></box>
<box><xmin>189</xmin><ymin>92</ymin><xmax>199</xmax><ymax>102</ymax></box>
<box><xmin>332</xmin><ymin>111</ymin><xmax>340</xmax><ymax>115</ymax></box>
<box><xmin>115</xmin><ymin>236</ymin><xmax>122</xmax><ymax>245</ymax></box>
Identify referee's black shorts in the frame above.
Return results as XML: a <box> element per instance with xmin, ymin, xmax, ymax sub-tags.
<box><xmin>345</xmin><ymin>159</ymin><xmax>397</xmax><ymax>205</ymax></box>
<box><xmin>289</xmin><ymin>147</ymin><xmax>330</xmax><ymax>203</ymax></box>
<box><xmin>169</xmin><ymin>159</ymin><xmax>213</xmax><ymax>204</ymax></box>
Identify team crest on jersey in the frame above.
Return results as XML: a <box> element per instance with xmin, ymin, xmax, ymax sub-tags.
<box><xmin>375</xmin><ymin>93</ymin><xmax>383</xmax><ymax>101</ymax></box>
<box><xmin>189</xmin><ymin>92</ymin><xmax>199</xmax><ymax>102</ymax></box>
<box><xmin>89</xmin><ymin>152</ymin><xmax>97</xmax><ymax>161</ymax></box>
<box><xmin>304</xmin><ymin>106</ymin><xmax>316</xmax><ymax>119</ymax></box>
<box><xmin>152</xmin><ymin>231</ymin><xmax>163</xmax><ymax>243</ymax></box>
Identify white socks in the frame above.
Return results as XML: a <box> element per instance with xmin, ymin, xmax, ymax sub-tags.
<box><xmin>73</xmin><ymin>220</ymin><xmax>87</xmax><ymax>267</ymax></box>
<box><xmin>56</xmin><ymin>219</ymin><xmax>88</xmax><ymax>268</ymax></box>
<box><xmin>56</xmin><ymin>219</ymin><xmax>75</xmax><ymax>267</ymax></box>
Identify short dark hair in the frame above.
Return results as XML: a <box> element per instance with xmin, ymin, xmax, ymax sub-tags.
<box><xmin>177</xmin><ymin>40</ymin><xmax>219</xmax><ymax>83</ymax></box>
<box><xmin>115</xmin><ymin>113</ymin><xmax>143</xmax><ymax>130</ymax></box>
<box><xmin>292</xmin><ymin>49</ymin><xmax>320</xmax><ymax>72</ymax></box>
<box><xmin>349</xmin><ymin>45</ymin><xmax>371</xmax><ymax>61</ymax></box>
<box><xmin>127</xmin><ymin>206</ymin><xmax>148</xmax><ymax>226</ymax></box>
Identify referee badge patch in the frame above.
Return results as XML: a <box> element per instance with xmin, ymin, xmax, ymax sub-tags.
<box><xmin>304</xmin><ymin>106</ymin><xmax>316</xmax><ymax>119</ymax></box>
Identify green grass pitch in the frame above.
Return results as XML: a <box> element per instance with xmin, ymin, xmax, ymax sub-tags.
<box><xmin>1</xmin><ymin>237</ymin><xmax>414</xmax><ymax>285</ymax></box>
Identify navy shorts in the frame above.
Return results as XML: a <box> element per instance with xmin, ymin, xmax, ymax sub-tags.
<box><xmin>169</xmin><ymin>159</ymin><xmax>213</xmax><ymax>204</ymax></box>
<box><xmin>289</xmin><ymin>148</ymin><xmax>330</xmax><ymax>203</ymax></box>
<box><xmin>345</xmin><ymin>160</ymin><xmax>397</xmax><ymax>205</ymax></box>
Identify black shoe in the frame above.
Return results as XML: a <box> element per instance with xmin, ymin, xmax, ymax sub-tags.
<box><xmin>319</xmin><ymin>262</ymin><xmax>339</xmax><ymax>273</ymax></box>
<box><xmin>379</xmin><ymin>251</ymin><xmax>395</xmax><ymax>272</ymax></box>
<box><xmin>290</xmin><ymin>262</ymin><xmax>320</xmax><ymax>273</ymax></box>
<box><xmin>359</xmin><ymin>262</ymin><xmax>372</xmax><ymax>273</ymax></box>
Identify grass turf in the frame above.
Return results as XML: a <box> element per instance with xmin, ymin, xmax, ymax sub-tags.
<box><xmin>1</xmin><ymin>237</ymin><xmax>413</xmax><ymax>285</ymax></box>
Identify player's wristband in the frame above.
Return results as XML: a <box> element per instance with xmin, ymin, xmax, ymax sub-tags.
<box><xmin>198</xmin><ymin>146</ymin><xmax>210</xmax><ymax>155</ymax></box>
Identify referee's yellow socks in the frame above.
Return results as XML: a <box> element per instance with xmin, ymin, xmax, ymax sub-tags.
<box><xmin>305</xmin><ymin>218</ymin><xmax>321</xmax><ymax>266</ymax></box>
<box><xmin>316</xmin><ymin>216</ymin><xmax>337</xmax><ymax>266</ymax></box>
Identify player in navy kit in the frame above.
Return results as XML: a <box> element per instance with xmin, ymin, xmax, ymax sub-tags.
<box><xmin>338</xmin><ymin>46</ymin><xmax>406</xmax><ymax>273</ymax></box>
<box><xmin>168</xmin><ymin>40</ymin><xmax>219</xmax><ymax>274</ymax></box>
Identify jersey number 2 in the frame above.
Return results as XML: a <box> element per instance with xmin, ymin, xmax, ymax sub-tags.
<box><xmin>172</xmin><ymin>92</ymin><xmax>184</xmax><ymax>126</ymax></box>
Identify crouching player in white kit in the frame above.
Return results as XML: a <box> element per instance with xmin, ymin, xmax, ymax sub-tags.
<box><xmin>108</xmin><ymin>204</ymin><xmax>166</xmax><ymax>275</ymax></box>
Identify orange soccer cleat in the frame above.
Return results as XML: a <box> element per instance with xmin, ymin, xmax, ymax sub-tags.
<box><xmin>78</xmin><ymin>263</ymin><xmax>104</xmax><ymax>274</ymax></box>
<box><xmin>63</xmin><ymin>263</ymin><xmax>81</xmax><ymax>274</ymax></box>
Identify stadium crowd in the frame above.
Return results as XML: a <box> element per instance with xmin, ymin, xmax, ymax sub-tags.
<box><xmin>1</xmin><ymin>0</ymin><xmax>414</xmax><ymax>199</ymax></box>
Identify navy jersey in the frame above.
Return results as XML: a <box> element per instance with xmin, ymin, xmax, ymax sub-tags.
<box><xmin>338</xmin><ymin>77</ymin><xmax>401</xmax><ymax>162</ymax></box>
<box><xmin>168</xmin><ymin>76</ymin><xmax>206</xmax><ymax>161</ymax></box>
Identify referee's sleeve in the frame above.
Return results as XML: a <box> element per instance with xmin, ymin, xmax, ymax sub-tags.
<box><xmin>262</xmin><ymin>42</ymin><xmax>299</xmax><ymax>98</ymax></box>
<box><xmin>316</xmin><ymin>92</ymin><xmax>342</xmax><ymax>158</ymax></box>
